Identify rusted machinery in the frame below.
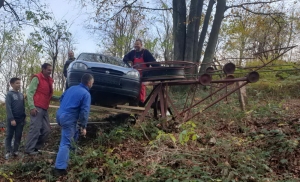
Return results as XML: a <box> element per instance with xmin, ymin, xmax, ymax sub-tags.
<box><xmin>133</xmin><ymin>46</ymin><xmax>297</xmax><ymax>122</ymax></box>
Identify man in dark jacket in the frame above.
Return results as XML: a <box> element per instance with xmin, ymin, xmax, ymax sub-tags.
<box><xmin>63</xmin><ymin>50</ymin><xmax>75</xmax><ymax>78</ymax></box>
<box><xmin>123</xmin><ymin>39</ymin><xmax>157</xmax><ymax>68</ymax></box>
<box><xmin>53</xmin><ymin>73</ymin><xmax>94</xmax><ymax>176</ymax></box>
<box><xmin>123</xmin><ymin>39</ymin><xmax>158</xmax><ymax>105</ymax></box>
<box><xmin>63</xmin><ymin>51</ymin><xmax>76</xmax><ymax>89</ymax></box>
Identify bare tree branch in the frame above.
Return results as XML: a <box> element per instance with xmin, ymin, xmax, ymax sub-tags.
<box><xmin>109</xmin><ymin>0</ymin><xmax>172</xmax><ymax>24</ymax></box>
<box><xmin>226</xmin><ymin>0</ymin><xmax>282</xmax><ymax>9</ymax></box>
<box><xmin>116</xmin><ymin>5</ymin><xmax>172</xmax><ymax>11</ymax></box>
<box><xmin>226</xmin><ymin>0</ymin><xmax>284</xmax><ymax>15</ymax></box>
<box><xmin>3</xmin><ymin>1</ymin><xmax>20</xmax><ymax>22</ymax></box>
<box><xmin>240</xmin><ymin>5</ymin><xmax>283</xmax><ymax>15</ymax></box>
<box><xmin>109</xmin><ymin>0</ymin><xmax>138</xmax><ymax>21</ymax></box>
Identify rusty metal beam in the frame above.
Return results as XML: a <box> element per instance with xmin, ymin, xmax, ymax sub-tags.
<box><xmin>183</xmin><ymin>81</ymin><xmax>249</xmax><ymax>122</ymax></box>
<box><xmin>253</xmin><ymin>46</ymin><xmax>296</xmax><ymax>72</ymax></box>
<box><xmin>140</xmin><ymin>84</ymin><xmax>162</xmax><ymax>121</ymax></box>
<box><xmin>175</xmin><ymin>83</ymin><xmax>230</xmax><ymax>119</ymax></box>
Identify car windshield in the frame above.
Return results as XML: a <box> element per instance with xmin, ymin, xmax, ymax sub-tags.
<box><xmin>77</xmin><ymin>53</ymin><xmax>127</xmax><ymax>67</ymax></box>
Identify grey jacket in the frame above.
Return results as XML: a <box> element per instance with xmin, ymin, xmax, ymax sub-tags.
<box><xmin>5</xmin><ymin>90</ymin><xmax>26</xmax><ymax>122</ymax></box>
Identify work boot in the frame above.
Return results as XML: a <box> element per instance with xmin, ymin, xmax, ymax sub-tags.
<box><xmin>34</xmin><ymin>148</ymin><xmax>42</xmax><ymax>154</ymax></box>
<box><xmin>5</xmin><ymin>153</ymin><xmax>11</xmax><ymax>160</ymax></box>
<box><xmin>53</xmin><ymin>168</ymin><xmax>67</xmax><ymax>177</ymax></box>
<box><xmin>26</xmin><ymin>151</ymin><xmax>39</xmax><ymax>155</ymax></box>
<box><xmin>13</xmin><ymin>152</ymin><xmax>19</xmax><ymax>157</ymax></box>
<box><xmin>129</xmin><ymin>99</ymin><xmax>139</xmax><ymax>106</ymax></box>
<box><xmin>138</xmin><ymin>101</ymin><xmax>145</xmax><ymax>107</ymax></box>
<box><xmin>26</xmin><ymin>149</ymin><xmax>41</xmax><ymax>155</ymax></box>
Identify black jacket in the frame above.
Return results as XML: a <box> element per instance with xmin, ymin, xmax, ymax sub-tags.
<box><xmin>123</xmin><ymin>49</ymin><xmax>159</xmax><ymax>67</ymax></box>
<box><xmin>63</xmin><ymin>57</ymin><xmax>76</xmax><ymax>77</ymax></box>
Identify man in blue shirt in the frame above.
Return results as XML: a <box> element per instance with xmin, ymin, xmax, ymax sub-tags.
<box><xmin>53</xmin><ymin>73</ymin><xmax>94</xmax><ymax>176</ymax></box>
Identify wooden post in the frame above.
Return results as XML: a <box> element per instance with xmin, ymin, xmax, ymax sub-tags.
<box><xmin>237</xmin><ymin>81</ymin><xmax>247</xmax><ymax>111</ymax></box>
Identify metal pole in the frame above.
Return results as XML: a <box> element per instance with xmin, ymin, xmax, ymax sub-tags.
<box><xmin>184</xmin><ymin>81</ymin><xmax>248</xmax><ymax>122</ymax></box>
<box><xmin>50</xmin><ymin>122</ymin><xmax>110</xmax><ymax>126</ymax></box>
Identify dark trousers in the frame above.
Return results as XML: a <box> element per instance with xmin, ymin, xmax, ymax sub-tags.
<box><xmin>65</xmin><ymin>81</ymin><xmax>68</xmax><ymax>91</ymax></box>
<box><xmin>25</xmin><ymin>107</ymin><xmax>51</xmax><ymax>153</ymax></box>
<box><xmin>5</xmin><ymin>119</ymin><xmax>25</xmax><ymax>153</ymax></box>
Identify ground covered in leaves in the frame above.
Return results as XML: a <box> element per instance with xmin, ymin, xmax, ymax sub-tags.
<box><xmin>0</xmin><ymin>90</ymin><xmax>300</xmax><ymax>182</ymax></box>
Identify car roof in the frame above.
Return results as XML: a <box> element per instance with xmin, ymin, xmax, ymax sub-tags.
<box><xmin>78</xmin><ymin>52</ymin><xmax>122</xmax><ymax>61</ymax></box>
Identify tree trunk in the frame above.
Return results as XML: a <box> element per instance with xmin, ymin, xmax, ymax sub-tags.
<box><xmin>0</xmin><ymin>0</ymin><xmax>4</xmax><ymax>9</ymax></box>
<box><xmin>173</xmin><ymin>0</ymin><xmax>186</xmax><ymax>61</ymax></box>
<box><xmin>192</xmin><ymin>0</ymin><xmax>204</xmax><ymax>62</ymax></box>
<box><xmin>6</xmin><ymin>58</ymin><xmax>13</xmax><ymax>92</ymax></box>
<box><xmin>237</xmin><ymin>81</ymin><xmax>247</xmax><ymax>111</ymax></box>
<box><xmin>164</xmin><ymin>23</ymin><xmax>171</xmax><ymax>61</ymax></box>
<box><xmin>199</xmin><ymin>0</ymin><xmax>226</xmax><ymax>74</ymax></box>
<box><xmin>184</xmin><ymin>0</ymin><xmax>198</xmax><ymax>62</ymax></box>
<box><xmin>238</xmin><ymin>38</ymin><xmax>245</xmax><ymax>66</ymax></box>
<box><xmin>52</xmin><ymin>38</ymin><xmax>59</xmax><ymax>78</ymax></box>
<box><xmin>196</xmin><ymin>0</ymin><xmax>215</xmax><ymax>63</ymax></box>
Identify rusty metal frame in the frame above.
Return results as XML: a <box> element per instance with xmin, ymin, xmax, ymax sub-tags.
<box><xmin>137</xmin><ymin>46</ymin><xmax>296</xmax><ymax>122</ymax></box>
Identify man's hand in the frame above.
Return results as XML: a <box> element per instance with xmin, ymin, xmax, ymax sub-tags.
<box><xmin>81</xmin><ymin>127</ymin><xmax>87</xmax><ymax>136</ymax></box>
<box><xmin>11</xmin><ymin>120</ymin><xmax>16</xmax><ymax>126</ymax></box>
<box><xmin>30</xmin><ymin>108</ymin><xmax>38</xmax><ymax>116</ymax></box>
<box><xmin>51</xmin><ymin>95</ymin><xmax>60</xmax><ymax>101</ymax></box>
<box><xmin>128</xmin><ymin>61</ymin><xmax>133</xmax><ymax>67</ymax></box>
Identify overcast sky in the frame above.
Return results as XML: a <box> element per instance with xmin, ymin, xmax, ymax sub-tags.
<box><xmin>42</xmin><ymin>0</ymin><xmax>99</xmax><ymax>56</ymax></box>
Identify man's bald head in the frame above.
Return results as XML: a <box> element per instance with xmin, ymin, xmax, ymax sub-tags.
<box><xmin>68</xmin><ymin>51</ymin><xmax>74</xmax><ymax>59</ymax></box>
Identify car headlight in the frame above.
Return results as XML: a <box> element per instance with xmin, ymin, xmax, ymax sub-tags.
<box><xmin>72</xmin><ymin>63</ymin><xmax>88</xmax><ymax>70</ymax></box>
<box><xmin>126</xmin><ymin>70</ymin><xmax>140</xmax><ymax>78</ymax></box>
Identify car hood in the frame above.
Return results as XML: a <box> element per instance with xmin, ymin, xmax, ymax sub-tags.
<box><xmin>74</xmin><ymin>60</ymin><xmax>136</xmax><ymax>73</ymax></box>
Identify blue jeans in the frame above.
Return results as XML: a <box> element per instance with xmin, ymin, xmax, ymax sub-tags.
<box><xmin>54</xmin><ymin>113</ymin><xmax>79</xmax><ymax>169</ymax></box>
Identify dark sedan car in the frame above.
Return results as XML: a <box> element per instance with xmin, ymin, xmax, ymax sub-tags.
<box><xmin>67</xmin><ymin>53</ymin><xmax>141</xmax><ymax>107</ymax></box>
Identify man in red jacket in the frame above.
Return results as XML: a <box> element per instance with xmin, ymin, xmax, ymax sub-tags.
<box><xmin>25</xmin><ymin>63</ymin><xmax>54</xmax><ymax>155</ymax></box>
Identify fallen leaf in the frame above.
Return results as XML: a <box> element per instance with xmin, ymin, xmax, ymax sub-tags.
<box><xmin>278</xmin><ymin>123</ymin><xmax>288</xmax><ymax>126</ymax></box>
